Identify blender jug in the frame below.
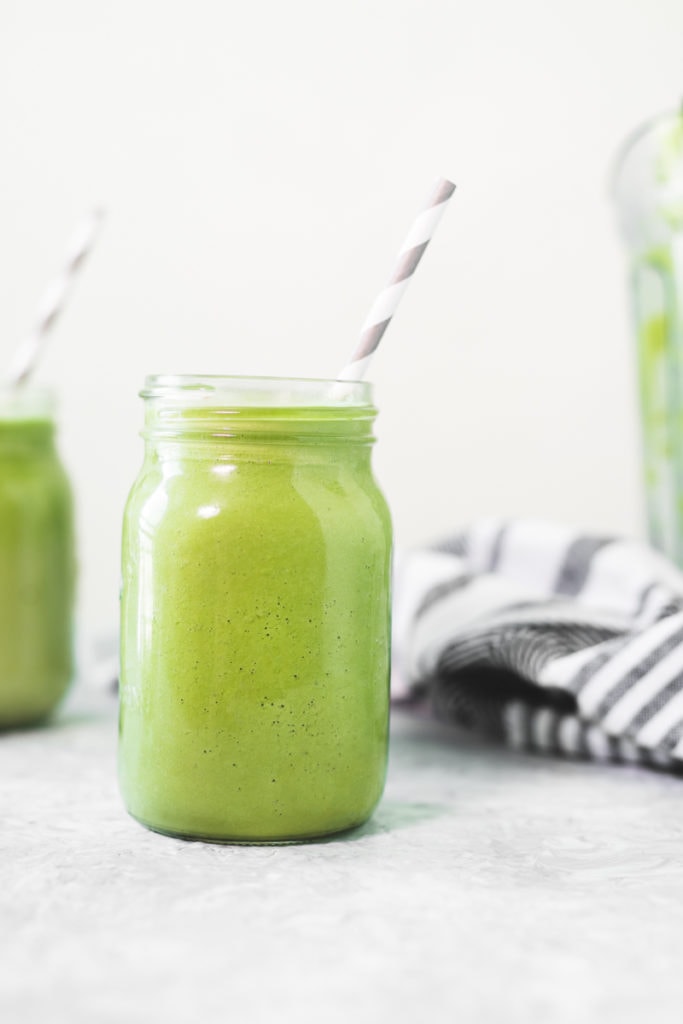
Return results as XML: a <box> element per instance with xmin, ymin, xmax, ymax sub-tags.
<box><xmin>613</xmin><ymin>108</ymin><xmax>683</xmax><ymax>565</ymax></box>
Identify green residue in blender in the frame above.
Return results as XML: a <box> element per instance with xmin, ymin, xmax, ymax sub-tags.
<box><xmin>655</xmin><ymin>113</ymin><xmax>683</xmax><ymax>231</ymax></box>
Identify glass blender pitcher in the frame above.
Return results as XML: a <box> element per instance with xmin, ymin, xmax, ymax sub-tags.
<box><xmin>613</xmin><ymin>107</ymin><xmax>683</xmax><ymax>565</ymax></box>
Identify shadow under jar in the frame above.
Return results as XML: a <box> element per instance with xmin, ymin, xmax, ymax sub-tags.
<box><xmin>118</xmin><ymin>375</ymin><xmax>393</xmax><ymax>843</ymax></box>
<box><xmin>0</xmin><ymin>388</ymin><xmax>75</xmax><ymax>728</ymax></box>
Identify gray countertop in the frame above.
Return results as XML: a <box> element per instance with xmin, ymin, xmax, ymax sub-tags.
<box><xmin>2</xmin><ymin>687</ymin><xmax>682</xmax><ymax>1023</ymax></box>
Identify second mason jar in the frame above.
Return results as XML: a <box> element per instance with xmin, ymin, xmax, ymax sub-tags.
<box><xmin>0</xmin><ymin>387</ymin><xmax>75</xmax><ymax>728</ymax></box>
<box><xmin>119</xmin><ymin>375</ymin><xmax>392</xmax><ymax>842</ymax></box>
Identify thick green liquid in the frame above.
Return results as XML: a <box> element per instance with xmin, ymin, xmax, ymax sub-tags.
<box><xmin>119</xmin><ymin>411</ymin><xmax>392</xmax><ymax>842</ymax></box>
<box><xmin>0</xmin><ymin>418</ymin><xmax>75</xmax><ymax>727</ymax></box>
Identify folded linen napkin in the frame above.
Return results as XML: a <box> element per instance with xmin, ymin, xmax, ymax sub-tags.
<box><xmin>392</xmin><ymin>518</ymin><xmax>683</xmax><ymax>771</ymax></box>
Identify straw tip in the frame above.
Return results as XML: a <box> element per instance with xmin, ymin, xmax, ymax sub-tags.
<box><xmin>436</xmin><ymin>177</ymin><xmax>456</xmax><ymax>198</ymax></box>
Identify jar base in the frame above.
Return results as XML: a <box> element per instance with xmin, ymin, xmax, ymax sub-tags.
<box><xmin>0</xmin><ymin>708</ymin><xmax>55</xmax><ymax>731</ymax></box>
<box><xmin>128</xmin><ymin>810</ymin><xmax>373</xmax><ymax>846</ymax></box>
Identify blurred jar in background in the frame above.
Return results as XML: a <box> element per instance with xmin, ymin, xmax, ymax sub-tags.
<box><xmin>614</xmin><ymin>107</ymin><xmax>683</xmax><ymax>565</ymax></box>
<box><xmin>0</xmin><ymin>388</ymin><xmax>75</xmax><ymax>727</ymax></box>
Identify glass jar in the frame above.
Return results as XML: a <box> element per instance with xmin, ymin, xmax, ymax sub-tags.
<box><xmin>119</xmin><ymin>375</ymin><xmax>393</xmax><ymax>842</ymax></box>
<box><xmin>613</xmin><ymin>108</ymin><xmax>683</xmax><ymax>563</ymax></box>
<box><xmin>0</xmin><ymin>388</ymin><xmax>76</xmax><ymax>727</ymax></box>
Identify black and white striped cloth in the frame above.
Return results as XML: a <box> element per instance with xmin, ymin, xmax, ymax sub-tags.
<box><xmin>392</xmin><ymin>519</ymin><xmax>683</xmax><ymax>771</ymax></box>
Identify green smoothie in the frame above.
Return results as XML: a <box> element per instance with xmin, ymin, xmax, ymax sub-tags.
<box><xmin>119</xmin><ymin>376</ymin><xmax>392</xmax><ymax>842</ymax></box>
<box><xmin>0</xmin><ymin>395</ymin><xmax>75</xmax><ymax>728</ymax></box>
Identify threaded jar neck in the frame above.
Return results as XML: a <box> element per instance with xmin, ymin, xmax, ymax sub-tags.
<box><xmin>141</xmin><ymin>375</ymin><xmax>377</xmax><ymax>446</ymax></box>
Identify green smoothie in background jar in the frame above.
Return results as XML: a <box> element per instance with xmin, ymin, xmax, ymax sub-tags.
<box><xmin>119</xmin><ymin>375</ymin><xmax>392</xmax><ymax>843</ymax></box>
<box><xmin>0</xmin><ymin>389</ymin><xmax>76</xmax><ymax>727</ymax></box>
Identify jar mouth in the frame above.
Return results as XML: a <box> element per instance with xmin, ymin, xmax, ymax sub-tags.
<box><xmin>142</xmin><ymin>374</ymin><xmax>372</xmax><ymax>409</ymax></box>
<box><xmin>612</xmin><ymin>107</ymin><xmax>683</xmax><ymax>245</ymax></box>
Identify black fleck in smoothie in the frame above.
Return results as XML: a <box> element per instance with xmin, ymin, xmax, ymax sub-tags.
<box><xmin>118</xmin><ymin>376</ymin><xmax>392</xmax><ymax>842</ymax></box>
<box><xmin>0</xmin><ymin>391</ymin><xmax>75</xmax><ymax>727</ymax></box>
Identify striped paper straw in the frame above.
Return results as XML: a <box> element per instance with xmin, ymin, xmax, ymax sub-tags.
<box><xmin>336</xmin><ymin>177</ymin><xmax>455</xmax><ymax>382</ymax></box>
<box><xmin>5</xmin><ymin>208</ymin><xmax>105</xmax><ymax>386</ymax></box>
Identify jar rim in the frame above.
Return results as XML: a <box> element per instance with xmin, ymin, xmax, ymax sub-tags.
<box><xmin>612</xmin><ymin>108</ymin><xmax>683</xmax><ymax>184</ymax></box>
<box><xmin>141</xmin><ymin>374</ymin><xmax>373</xmax><ymax>408</ymax></box>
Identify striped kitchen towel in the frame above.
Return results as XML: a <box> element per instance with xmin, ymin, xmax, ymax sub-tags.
<box><xmin>392</xmin><ymin>519</ymin><xmax>683</xmax><ymax>771</ymax></box>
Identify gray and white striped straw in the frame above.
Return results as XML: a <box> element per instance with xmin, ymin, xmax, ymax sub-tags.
<box><xmin>336</xmin><ymin>177</ymin><xmax>455</xmax><ymax>382</ymax></box>
<box><xmin>5</xmin><ymin>208</ymin><xmax>105</xmax><ymax>386</ymax></box>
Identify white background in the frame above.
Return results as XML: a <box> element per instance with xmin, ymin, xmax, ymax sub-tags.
<box><xmin>0</xmin><ymin>0</ymin><xmax>681</xmax><ymax>644</ymax></box>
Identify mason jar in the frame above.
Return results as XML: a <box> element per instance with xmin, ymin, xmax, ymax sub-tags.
<box><xmin>0</xmin><ymin>388</ymin><xmax>76</xmax><ymax>727</ymax></box>
<box><xmin>119</xmin><ymin>375</ymin><xmax>392</xmax><ymax>842</ymax></box>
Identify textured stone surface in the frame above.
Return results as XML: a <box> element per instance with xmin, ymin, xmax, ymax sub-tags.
<box><xmin>2</xmin><ymin>687</ymin><xmax>682</xmax><ymax>1023</ymax></box>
